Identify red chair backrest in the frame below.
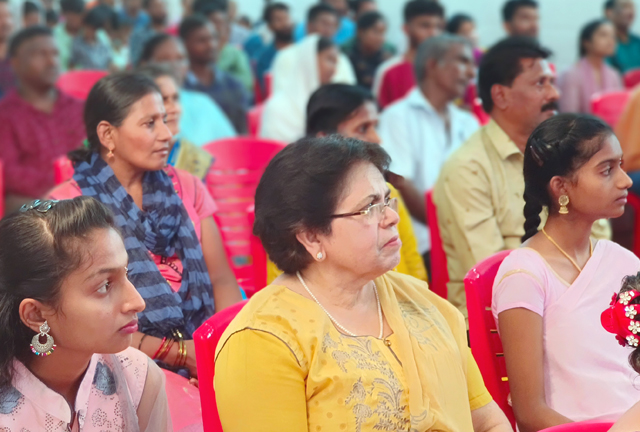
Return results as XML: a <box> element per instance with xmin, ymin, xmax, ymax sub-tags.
<box><xmin>247</xmin><ymin>104</ymin><xmax>264</xmax><ymax>137</ymax></box>
<box><xmin>247</xmin><ymin>205</ymin><xmax>267</xmax><ymax>292</ymax></box>
<box><xmin>203</xmin><ymin>138</ymin><xmax>285</xmax><ymax>295</ymax></box>
<box><xmin>624</xmin><ymin>68</ymin><xmax>640</xmax><ymax>88</ymax></box>
<box><xmin>626</xmin><ymin>192</ymin><xmax>640</xmax><ymax>258</ymax></box>
<box><xmin>0</xmin><ymin>159</ymin><xmax>4</xmax><ymax>219</ymax></box>
<box><xmin>193</xmin><ymin>300</ymin><xmax>248</xmax><ymax>432</ymax></box>
<box><xmin>53</xmin><ymin>156</ymin><xmax>74</xmax><ymax>185</ymax></box>
<box><xmin>464</xmin><ymin>250</ymin><xmax>514</xmax><ymax>427</ymax></box>
<box><xmin>425</xmin><ymin>190</ymin><xmax>448</xmax><ymax>298</ymax></box>
<box><xmin>471</xmin><ymin>97</ymin><xmax>490</xmax><ymax>125</ymax></box>
<box><xmin>540</xmin><ymin>421</ymin><xmax>614</xmax><ymax>432</ymax></box>
<box><xmin>56</xmin><ymin>70</ymin><xmax>108</xmax><ymax>100</ymax></box>
<box><xmin>591</xmin><ymin>90</ymin><xmax>631</xmax><ymax>127</ymax></box>
<box><xmin>165</xmin><ymin>24</ymin><xmax>178</xmax><ymax>36</ymax></box>
<box><xmin>162</xmin><ymin>369</ymin><xmax>203</xmax><ymax>431</ymax></box>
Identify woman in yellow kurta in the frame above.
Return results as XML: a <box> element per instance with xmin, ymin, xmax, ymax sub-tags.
<box><xmin>267</xmin><ymin>83</ymin><xmax>427</xmax><ymax>284</ymax></box>
<box><xmin>215</xmin><ymin>137</ymin><xmax>512</xmax><ymax>431</ymax></box>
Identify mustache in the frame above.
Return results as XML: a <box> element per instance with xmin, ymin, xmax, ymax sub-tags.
<box><xmin>541</xmin><ymin>100</ymin><xmax>559</xmax><ymax>112</ymax></box>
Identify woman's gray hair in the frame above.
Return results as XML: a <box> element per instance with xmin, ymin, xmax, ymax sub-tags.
<box><xmin>414</xmin><ymin>34</ymin><xmax>472</xmax><ymax>82</ymax></box>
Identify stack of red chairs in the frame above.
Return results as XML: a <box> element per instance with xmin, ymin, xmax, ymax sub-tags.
<box><xmin>203</xmin><ymin>138</ymin><xmax>285</xmax><ymax>296</ymax></box>
<box><xmin>464</xmin><ymin>250</ymin><xmax>515</xmax><ymax>428</ymax></box>
<box><xmin>247</xmin><ymin>205</ymin><xmax>267</xmax><ymax>291</ymax></box>
<box><xmin>53</xmin><ymin>156</ymin><xmax>74</xmax><ymax>185</ymax></box>
<box><xmin>0</xmin><ymin>159</ymin><xmax>4</xmax><ymax>219</ymax></box>
<box><xmin>193</xmin><ymin>300</ymin><xmax>248</xmax><ymax>432</ymax></box>
<box><xmin>591</xmin><ymin>90</ymin><xmax>631</xmax><ymax>128</ymax></box>
<box><xmin>56</xmin><ymin>70</ymin><xmax>108</xmax><ymax>100</ymax></box>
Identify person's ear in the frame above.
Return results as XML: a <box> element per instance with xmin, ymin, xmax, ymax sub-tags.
<box><xmin>549</xmin><ymin>175</ymin><xmax>569</xmax><ymax>203</ymax></box>
<box><xmin>96</xmin><ymin>120</ymin><xmax>117</xmax><ymax>155</ymax></box>
<box><xmin>490</xmin><ymin>84</ymin><xmax>509</xmax><ymax>112</ymax></box>
<box><xmin>18</xmin><ymin>298</ymin><xmax>55</xmax><ymax>334</ymax></box>
<box><xmin>296</xmin><ymin>229</ymin><xmax>327</xmax><ymax>262</ymax></box>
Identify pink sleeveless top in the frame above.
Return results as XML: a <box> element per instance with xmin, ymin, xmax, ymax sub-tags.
<box><xmin>47</xmin><ymin>166</ymin><xmax>217</xmax><ymax>292</ymax></box>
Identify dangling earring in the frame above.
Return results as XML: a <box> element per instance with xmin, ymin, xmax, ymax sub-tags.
<box><xmin>316</xmin><ymin>252</ymin><xmax>324</xmax><ymax>261</ymax></box>
<box><xmin>107</xmin><ymin>149</ymin><xmax>114</xmax><ymax>159</ymax></box>
<box><xmin>559</xmin><ymin>195</ymin><xmax>569</xmax><ymax>215</ymax></box>
<box><xmin>30</xmin><ymin>321</ymin><xmax>56</xmax><ymax>357</ymax></box>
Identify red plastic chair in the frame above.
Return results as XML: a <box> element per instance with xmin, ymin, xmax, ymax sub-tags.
<box><xmin>56</xmin><ymin>70</ymin><xmax>108</xmax><ymax>100</ymax></box>
<box><xmin>0</xmin><ymin>159</ymin><xmax>4</xmax><ymax>219</ymax></box>
<box><xmin>464</xmin><ymin>250</ymin><xmax>514</xmax><ymax>428</ymax></box>
<box><xmin>626</xmin><ymin>192</ymin><xmax>640</xmax><ymax>258</ymax></box>
<box><xmin>203</xmin><ymin>138</ymin><xmax>285</xmax><ymax>295</ymax></box>
<box><xmin>624</xmin><ymin>68</ymin><xmax>640</xmax><ymax>89</ymax></box>
<box><xmin>247</xmin><ymin>204</ymin><xmax>267</xmax><ymax>291</ymax></box>
<box><xmin>425</xmin><ymin>190</ymin><xmax>448</xmax><ymax>299</ymax></box>
<box><xmin>247</xmin><ymin>104</ymin><xmax>264</xmax><ymax>137</ymax></box>
<box><xmin>193</xmin><ymin>300</ymin><xmax>248</xmax><ymax>432</ymax></box>
<box><xmin>540</xmin><ymin>421</ymin><xmax>614</xmax><ymax>432</ymax></box>
<box><xmin>162</xmin><ymin>369</ymin><xmax>204</xmax><ymax>431</ymax></box>
<box><xmin>53</xmin><ymin>156</ymin><xmax>74</xmax><ymax>185</ymax></box>
<box><xmin>591</xmin><ymin>90</ymin><xmax>631</xmax><ymax>127</ymax></box>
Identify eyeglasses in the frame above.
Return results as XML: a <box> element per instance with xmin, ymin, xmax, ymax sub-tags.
<box><xmin>331</xmin><ymin>197</ymin><xmax>398</xmax><ymax>221</ymax></box>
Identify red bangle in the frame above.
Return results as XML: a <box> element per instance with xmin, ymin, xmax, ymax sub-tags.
<box><xmin>158</xmin><ymin>339</ymin><xmax>175</xmax><ymax>361</ymax></box>
<box><xmin>152</xmin><ymin>337</ymin><xmax>167</xmax><ymax>360</ymax></box>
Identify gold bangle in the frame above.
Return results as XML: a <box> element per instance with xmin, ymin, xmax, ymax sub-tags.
<box><xmin>181</xmin><ymin>340</ymin><xmax>188</xmax><ymax>367</ymax></box>
<box><xmin>138</xmin><ymin>334</ymin><xmax>149</xmax><ymax>351</ymax></box>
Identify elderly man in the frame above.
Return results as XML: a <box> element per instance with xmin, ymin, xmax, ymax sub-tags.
<box><xmin>379</xmin><ymin>34</ymin><xmax>479</xmax><ymax>266</ymax></box>
<box><xmin>433</xmin><ymin>36</ymin><xmax>610</xmax><ymax>319</ymax></box>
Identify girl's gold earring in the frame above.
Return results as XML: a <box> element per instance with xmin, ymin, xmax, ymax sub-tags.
<box><xmin>559</xmin><ymin>195</ymin><xmax>569</xmax><ymax>215</ymax></box>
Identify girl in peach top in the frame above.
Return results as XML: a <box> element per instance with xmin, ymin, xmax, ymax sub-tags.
<box><xmin>0</xmin><ymin>197</ymin><xmax>171</xmax><ymax>431</ymax></box>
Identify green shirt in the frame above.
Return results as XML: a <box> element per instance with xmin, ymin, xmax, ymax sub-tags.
<box><xmin>608</xmin><ymin>32</ymin><xmax>640</xmax><ymax>73</ymax></box>
<box><xmin>217</xmin><ymin>44</ymin><xmax>254</xmax><ymax>93</ymax></box>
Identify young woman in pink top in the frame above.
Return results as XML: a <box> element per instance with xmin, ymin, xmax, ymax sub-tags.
<box><xmin>492</xmin><ymin>114</ymin><xmax>640</xmax><ymax>430</ymax></box>
<box><xmin>48</xmin><ymin>72</ymin><xmax>242</xmax><ymax>381</ymax></box>
<box><xmin>0</xmin><ymin>197</ymin><xmax>171</xmax><ymax>431</ymax></box>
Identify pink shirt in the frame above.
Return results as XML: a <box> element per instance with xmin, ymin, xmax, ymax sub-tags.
<box><xmin>558</xmin><ymin>58</ymin><xmax>623</xmax><ymax>114</ymax></box>
<box><xmin>48</xmin><ymin>166</ymin><xmax>217</xmax><ymax>292</ymax></box>
<box><xmin>492</xmin><ymin>240</ymin><xmax>640</xmax><ymax>421</ymax></box>
<box><xmin>0</xmin><ymin>348</ymin><xmax>148</xmax><ymax>431</ymax></box>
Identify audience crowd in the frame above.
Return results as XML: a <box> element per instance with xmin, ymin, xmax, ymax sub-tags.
<box><xmin>4</xmin><ymin>0</ymin><xmax>640</xmax><ymax>430</ymax></box>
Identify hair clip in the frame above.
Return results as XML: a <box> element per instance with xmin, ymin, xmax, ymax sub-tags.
<box><xmin>20</xmin><ymin>199</ymin><xmax>58</xmax><ymax>213</ymax></box>
<box><xmin>602</xmin><ymin>289</ymin><xmax>640</xmax><ymax>348</ymax></box>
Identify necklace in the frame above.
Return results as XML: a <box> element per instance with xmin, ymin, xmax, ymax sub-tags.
<box><xmin>541</xmin><ymin>228</ymin><xmax>593</xmax><ymax>272</ymax></box>
<box><xmin>296</xmin><ymin>271</ymin><xmax>384</xmax><ymax>340</ymax></box>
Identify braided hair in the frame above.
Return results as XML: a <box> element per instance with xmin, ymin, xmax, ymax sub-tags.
<box><xmin>521</xmin><ymin>113</ymin><xmax>612</xmax><ymax>242</ymax></box>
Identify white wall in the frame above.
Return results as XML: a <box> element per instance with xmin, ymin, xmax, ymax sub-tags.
<box><xmin>233</xmin><ymin>0</ymin><xmax>640</xmax><ymax>73</ymax></box>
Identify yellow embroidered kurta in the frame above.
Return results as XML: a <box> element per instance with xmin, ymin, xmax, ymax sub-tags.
<box><xmin>266</xmin><ymin>183</ymin><xmax>428</xmax><ymax>284</ymax></box>
<box><xmin>214</xmin><ymin>271</ymin><xmax>492</xmax><ymax>432</ymax></box>
<box><xmin>433</xmin><ymin>119</ymin><xmax>611</xmax><ymax>320</ymax></box>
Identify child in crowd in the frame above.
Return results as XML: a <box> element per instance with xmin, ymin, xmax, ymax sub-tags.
<box><xmin>107</xmin><ymin>11</ymin><xmax>133</xmax><ymax>70</ymax></box>
<box><xmin>22</xmin><ymin>1</ymin><xmax>42</xmax><ymax>27</ymax></box>
<box><xmin>70</xmin><ymin>7</ymin><xmax>114</xmax><ymax>70</ymax></box>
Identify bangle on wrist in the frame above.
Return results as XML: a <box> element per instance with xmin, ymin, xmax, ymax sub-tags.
<box><xmin>138</xmin><ymin>334</ymin><xmax>149</xmax><ymax>351</ymax></box>
<box><xmin>151</xmin><ymin>337</ymin><xmax>167</xmax><ymax>360</ymax></box>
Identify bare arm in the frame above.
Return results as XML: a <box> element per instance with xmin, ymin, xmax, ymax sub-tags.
<box><xmin>499</xmin><ymin>308</ymin><xmax>573</xmax><ymax>432</ymax></box>
<box><xmin>200</xmin><ymin>216</ymin><xmax>243</xmax><ymax>312</ymax></box>
<box><xmin>471</xmin><ymin>400</ymin><xmax>513</xmax><ymax>432</ymax></box>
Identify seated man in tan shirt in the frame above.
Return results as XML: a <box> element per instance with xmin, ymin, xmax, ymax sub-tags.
<box><xmin>433</xmin><ymin>36</ymin><xmax>611</xmax><ymax>319</ymax></box>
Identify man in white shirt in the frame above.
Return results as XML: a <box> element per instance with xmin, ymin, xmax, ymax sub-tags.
<box><xmin>380</xmin><ymin>34</ymin><xmax>479</xmax><ymax>259</ymax></box>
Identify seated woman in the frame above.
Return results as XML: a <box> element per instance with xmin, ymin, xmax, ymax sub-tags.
<box><xmin>0</xmin><ymin>197</ymin><xmax>171</xmax><ymax>431</ymax></box>
<box><xmin>558</xmin><ymin>19</ymin><xmax>622</xmax><ymax>114</ymax></box>
<box><xmin>137</xmin><ymin>64</ymin><xmax>213</xmax><ymax>180</ymax></box>
<box><xmin>215</xmin><ymin>136</ymin><xmax>512</xmax><ymax>431</ymax></box>
<box><xmin>259</xmin><ymin>35</ymin><xmax>340</xmax><ymax>143</ymax></box>
<box><xmin>493</xmin><ymin>113</ymin><xmax>639</xmax><ymax>431</ymax></box>
<box><xmin>267</xmin><ymin>83</ymin><xmax>427</xmax><ymax>284</ymax></box>
<box><xmin>48</xmin><ymin>72</ymin><xmax>243</xmax><ymax>379</ymax></box>
<box><xmin>605</xmin><ymin>273</ymin><xmax>640</xmax><ymax>431</ymax></box>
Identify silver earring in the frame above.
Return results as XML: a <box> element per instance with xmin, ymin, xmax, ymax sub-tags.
<box><xmin>31</xmin><ymin>321</ymin><xmax>56</xmax><ymax>357</ymax></box>
<box><xmin>316</xmin><ymin>252</ymin><xmax>324</xmax><ymax>260</ymax></box>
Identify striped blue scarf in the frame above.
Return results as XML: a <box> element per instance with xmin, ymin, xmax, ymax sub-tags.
<box><xmin>73</xmin><ymin>154</ymin><xmax>215</xmax><ymax>338</ymax></box>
